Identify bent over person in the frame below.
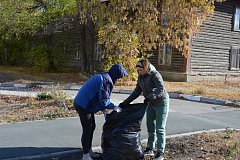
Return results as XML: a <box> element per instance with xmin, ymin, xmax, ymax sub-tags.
<box><xmin>74</xmin><ymin>64</ymin><xmax>128</xmax><ymax>160</ymax></box>
<box><xmin>120</xmin><ymin>59</ymin><xmax>169</xmax><ymax>160</ymax></box>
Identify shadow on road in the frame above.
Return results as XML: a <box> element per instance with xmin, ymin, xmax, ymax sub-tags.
<box><xmin>0</xmin><ymin>147</ymin><xmax>82</xmax><ymax>160</ymax></box>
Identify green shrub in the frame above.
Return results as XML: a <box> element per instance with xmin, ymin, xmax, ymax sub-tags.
<box><xmin>26</xmin><ymin>43</ymin><xmax>50</xmax><ymax>72</ymax></box>
<box><xmin>37</xmin><ymin>92</ymin><xmax>53</xmax><ymax>100</ymax></box>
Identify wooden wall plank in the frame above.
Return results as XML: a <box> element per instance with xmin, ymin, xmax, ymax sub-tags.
<box><xmin>190</xmin><ymin>0</ymin><xmax>240</xmax><ymax>73</ymax></box>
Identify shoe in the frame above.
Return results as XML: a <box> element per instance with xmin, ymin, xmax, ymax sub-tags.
<box><xmin>153</xmin><ymin>152</ymin><xmax>164</xmax><ymax>160</ymax></box>
<box><xmin>89</xmin><ymin>148</ymin><xmax>101</xmax><ymax>158</ymax></box>
<box><xmin>82</xmin><ymin>153</ymin><xmax>93</xmax><ymax>160</ymax></box>
<box><xmin>143</xmin><ymin>147</ymin><xmax>154</xmax><ymax>156</ymax></box>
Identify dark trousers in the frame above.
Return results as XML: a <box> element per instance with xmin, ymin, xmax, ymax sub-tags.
<box><xmin>74</xmin><ymin>103</ymin><xmax>96</xmax><ymax>154</ymax></box>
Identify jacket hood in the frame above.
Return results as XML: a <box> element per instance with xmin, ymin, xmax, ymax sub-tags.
<box><xmin>108</xmin><ymin>64</ymin><xmax>128</xmax><ymax>84</ymax></box>
<box><xmin>148</xmin><ymin>63</ymin><xmax>156</xmax><ymax>73</ymax></box>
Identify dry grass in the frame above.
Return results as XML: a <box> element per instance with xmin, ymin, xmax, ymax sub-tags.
<box><xmin>115</xmin><ymin>81</ymin><xmax>240</xmax><ymax>102</ymax></box>
<box><xmin>0</xmin><ymin>95</ymin><xmax>76</xmax><ymax>124</ymax></box>
<box><xmin>0</xmin><ymin>65</ymin><xmax>88</xmax><ymax>84</ymax></box>
<box><xmin>1</xmin><ymin>65</ymin><xmax>240</xmax><ymax>102</ymax></box>
<box><xmin>164</xmin><ymin>130</ymin><xmax>240</xmax><ymax>160</ymax></box>
<box><xmin>164</xmin><ymin>81</ymin><xmax>240</xmax><ymax>102</ymax></box>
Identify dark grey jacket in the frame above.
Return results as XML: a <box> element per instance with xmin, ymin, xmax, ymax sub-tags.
<box><xmin>123</xmin><ymin>64</ymin><xmax>167</xmax><ymax>105</ymax></box>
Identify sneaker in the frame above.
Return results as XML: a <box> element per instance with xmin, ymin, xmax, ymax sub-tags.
<box><xmin>89</xmin><ymin>148</ymin><xmax>101</xmax><ymax>158</ymax></box>
<box><xmin>153</xmin><ymin>152</ymin><xmax>164</xmax><ymax>160</ymax></box>
<box><xmin>82</xmin><ymin>153</ymin><xmax>93</xmax><ymax>160</ymax></box>
<box><xmin>143</xmin><ymin>147</ymin><xmax>154</xmax><ymax>156</ymax></box>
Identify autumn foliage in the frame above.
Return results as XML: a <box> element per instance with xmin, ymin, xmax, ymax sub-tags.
<box><xmin>78</xmin><ymin>0</ymin><xmax>224</xmax><ymax>78</ymax></box>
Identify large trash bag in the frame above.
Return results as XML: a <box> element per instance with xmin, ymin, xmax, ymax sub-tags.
<box><xmin>100</xmin><ymin>103</ymin><xmax>147</xmax><ymax>160</ymax></box>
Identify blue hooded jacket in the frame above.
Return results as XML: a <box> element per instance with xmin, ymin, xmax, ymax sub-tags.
<box><xmin>74</xmin><ymin>64</ymin><xmax>128</xmax><ymax>113</ymax></box>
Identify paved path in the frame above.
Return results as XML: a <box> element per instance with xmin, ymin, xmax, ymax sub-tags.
<box><xmin>0</xmin><ymin>92</ymin><xmax>240</xmax><ymax>160</ymax></box>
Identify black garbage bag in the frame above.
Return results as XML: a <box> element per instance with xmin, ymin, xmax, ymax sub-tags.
<box><xmin>100</xmin><ymin>103</ymin><xmax>147</xmax><ymax>160</ymax></box>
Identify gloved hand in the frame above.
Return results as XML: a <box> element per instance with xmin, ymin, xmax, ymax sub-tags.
<box><xmin>144</xmin><ymin>98</ymin><xmax>149</xmax><ymax>104</ymax></box>
<box><xmin>113</xmin><ymin>106</ymin><xmax>122</xmax><ymax>113</ymax></box>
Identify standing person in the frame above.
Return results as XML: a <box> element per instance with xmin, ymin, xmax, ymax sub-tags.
<box><xmin>74</xmin><ymin>64</ymin><xmax>128</xmax><ymax>160</ymax></box>
<box><xmin>120</xmin><ymin>59</ymin><xmax>169</xmax><ymax>160</ymax></box>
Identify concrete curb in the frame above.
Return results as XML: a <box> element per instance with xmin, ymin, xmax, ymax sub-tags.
<box><xmin>0</xmin><ymin>83</ymin><xmax>28</xmax><ymax>88</ymax></box>
<box><xmin>4</xmin><ymin>128</ymin><xmax>239</xmax><ymax>160</ymax></box>
<box><xmin>177</xmin><ymin>93</ymin><xmax>240</xmax><ymax>107</ymax></box>
<box><xmin>0</xmin><ymin>83</ymin><xmax>239</xmax><ymax>107</ymax></box>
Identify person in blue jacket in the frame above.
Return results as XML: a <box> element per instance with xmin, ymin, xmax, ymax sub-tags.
<box><xmin>74</xmin><ymin>64</ymin><xmax>128</xmax><ymax>160</ymax></box>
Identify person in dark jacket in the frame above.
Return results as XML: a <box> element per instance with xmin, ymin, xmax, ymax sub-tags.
<box><xmin>74</xmin><ymin>64</ymin><xmax>128</xmax><ymax>160</ymax></box>
<box><xmin>120</xmin><ymin>59</ymin><xmax>169</xmax><ymax>160</ymax></box>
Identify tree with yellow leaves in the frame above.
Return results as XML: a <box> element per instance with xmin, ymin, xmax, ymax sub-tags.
<box><xmin>78</xmin><ymin>0</ymin><xmax>224</xmax><ymax>79</ymax></box>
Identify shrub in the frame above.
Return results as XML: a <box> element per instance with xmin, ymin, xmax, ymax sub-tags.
<box><xmin>37</xmin><ymin>92</ymin><xmax>52</xmax><ymax>100</ymax></box>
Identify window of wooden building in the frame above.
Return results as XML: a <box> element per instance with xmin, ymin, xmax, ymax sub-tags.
<box><xmin>95</xmin><ymin>43</ymin><xmax>104</xmax><ymax>60</ymax></box>
<box><xmin>230</xmin><ymin>46</ymin><xmax>240</xmax><ymax>70</ymax></box>
<box><xmin>233</xmin><ymin>7</ymin><xmax>240</xmax><ymax>31</ymax></box>
<box><xmin>158</xmin><ymin>43</ymin><xmax>172</xmax><ymax>66</ymax></box>
<box><xmin>161</xmin><ymin>13</ymin><xmax>167</xmax><ymax>25</ymax></box>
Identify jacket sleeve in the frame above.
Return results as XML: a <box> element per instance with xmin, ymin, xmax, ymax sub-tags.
<box><xmin>146</xmin><ymin>72</ymin><xmax>165</xmax><ymax>100</ymax></box>
<box><xmin>98</xmin><ymin>77</ymin><xmax>115</xmax><ymax>109</ymax></box>
<box><xmin>123</xmin><ymin>80</ymin><xmax>142</xmax><ymax>104</ymax></box>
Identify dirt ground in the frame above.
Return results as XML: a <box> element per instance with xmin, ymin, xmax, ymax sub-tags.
<box><xmin>0</xmin><ymin>95</ymin><xmax>76</xmax><ymax>124</ymax></box>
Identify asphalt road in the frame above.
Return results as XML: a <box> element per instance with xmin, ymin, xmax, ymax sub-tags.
<box><xmin>0</xmin><ymin>93</ymin><xmax>240</xmax><ymax>160</ymax></box>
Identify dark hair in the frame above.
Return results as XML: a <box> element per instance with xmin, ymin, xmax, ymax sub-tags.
<box><xmin>136</xmin><ymin>59</ymin><xmax>150</xmax><ymax>72</ymax></box>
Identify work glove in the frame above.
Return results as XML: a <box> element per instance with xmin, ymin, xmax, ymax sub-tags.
<box><xmin>144</xmin><ymin>98</ymin><xmax>149</xmax><ymax>104</ymax></box>
<box><xmin>113</xmin><ymin>106</ymin><xmax>122</xmax><ymax>113</ymax></box>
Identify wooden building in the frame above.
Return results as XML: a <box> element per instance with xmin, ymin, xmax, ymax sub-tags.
<box><xmin>149</xmin><ymin>0</ymin><xmax>240</xmax><ymax>82</ymax></box>
<box><xmin>43</xmin><ymin>17</ymin><xmax>99</xmax><ymax>74</ymax></box>
<box><xmin>47</xmin><ymin>0</ymin><xmax>240</xmax><ymax>81</ymax></box>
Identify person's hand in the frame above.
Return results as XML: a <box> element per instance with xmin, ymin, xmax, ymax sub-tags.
<box><xmin>113</xmin><ymin>106</ymin><xmax>122</xmax><ymax>113</ymax></box>
<box><xmin>103</xmin><ymin>109</ymin><xmax>112</xmax><ymax>119</ymax></box>
<box><xmin>144</xmin><ymin>98</ymin><xmax>149</xmax><ymax>104</ymax></box>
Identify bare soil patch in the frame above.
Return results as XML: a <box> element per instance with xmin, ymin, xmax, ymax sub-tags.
<box><xmin>164</xmin><ymin>130</ymin><xmax>240</xmax><ymax>160</ymax></box>
<box><xmin>0</xmin><ymin>95</ymin><xmax>76</xmax><ymax>124</ymax></box>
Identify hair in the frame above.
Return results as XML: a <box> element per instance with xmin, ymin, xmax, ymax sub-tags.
<box><xmin>136</xmin><ymin>59</ymin><xmax>150</xmax><ymax>72</ymax></box>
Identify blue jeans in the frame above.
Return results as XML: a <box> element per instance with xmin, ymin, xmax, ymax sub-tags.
<box><xmin>146</xmin><ymin>94</ymin><xmax>169</xmax><ymax>154</ymax></box>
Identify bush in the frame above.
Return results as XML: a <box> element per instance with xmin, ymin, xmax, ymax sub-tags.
<box><xmin>37</xmin><ymin>92</ymin><xmax>53</xmax><ymax>100</ymax></box>
<box><xmin>25</xmin><ymin>41</ymin><xmax>68</xmax><ymax>72</ymax></box>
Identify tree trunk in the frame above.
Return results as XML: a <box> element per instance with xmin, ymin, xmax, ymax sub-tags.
<box><xmin>4</xmin><ymin>48</ymin><xmax>7</xmax><ymax>65</ymax></box>
<box><xmin>85</xmin><ymin>20</ymin><xmax>95</xmax><ymax>74</ymax></box>
<box><xmin>80</xmin><ymin>23</ymin><xmax>88</xmax><ymax>73</ymax></box>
